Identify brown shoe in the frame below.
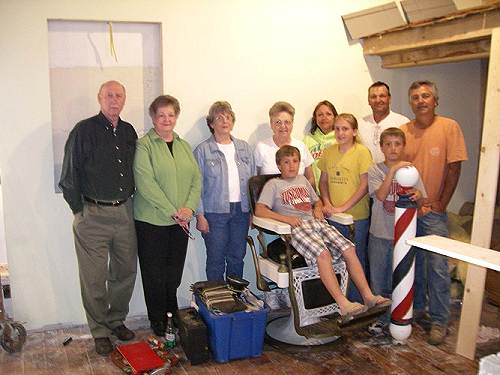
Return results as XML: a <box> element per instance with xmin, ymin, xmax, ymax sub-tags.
<box><xmin>428</xmin><ymin>324</ymin><xmax>447</xmax><ymax>345</ymax></box>
<box><xmin>94</xmin><ymin>337</ymin><xmax>113</xmax><ymax>355</ymax></box>
<box><xmin>111</xmin><ymin>324</ymin><xmax>135</xmax><ymax>341</ymax></box>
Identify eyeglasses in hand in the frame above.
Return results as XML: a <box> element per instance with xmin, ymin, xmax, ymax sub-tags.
<box><xmin>172</xmin><ymin>215</ymin><xmax>196</xmax><ymax>240</ymax></box>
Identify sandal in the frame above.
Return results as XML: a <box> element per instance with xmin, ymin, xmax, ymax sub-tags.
<box><xmin>366</xmin><ymin>295</ymin><xmax>391</xmax><ymax>309</ymax></box>
<box><xmin>340</xmin><ymin>302</ymin><xmax>368</xmax><ymax>319</ymax></box>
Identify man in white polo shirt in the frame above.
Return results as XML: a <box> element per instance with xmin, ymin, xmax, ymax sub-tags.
<box><xmin>358</xmin><ymin>81</ymin><xmax>410</xmax><ymax>163</ymax></box>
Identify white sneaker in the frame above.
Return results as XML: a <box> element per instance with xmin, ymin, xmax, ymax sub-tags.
<box><xmin>367</xmin><ymin>320</ymin><xmax>386</xmax><ymax>336</ymax></box>
<box><xmin>264</xmin><ymin>290</ymin><xmax>281</xmax><ymax>310</ymax></box>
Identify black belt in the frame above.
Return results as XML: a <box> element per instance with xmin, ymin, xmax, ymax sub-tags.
<box><xmin>84</xmin><ymin>196</ymin><xmax>128</xmax><ymax>206</ymax></box>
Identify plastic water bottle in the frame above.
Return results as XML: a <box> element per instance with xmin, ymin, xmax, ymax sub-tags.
<box><xmin>165</xmin><ymin>312</ymin><xmax>176</xmax><ymax>349</ymax></box>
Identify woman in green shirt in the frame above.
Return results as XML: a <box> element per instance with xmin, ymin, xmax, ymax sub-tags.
<box><xmin>303</xmin><ymin>100</ymin><xmax>338</xmax><ymax>190</ymax></box>
<box><xmin>133</xmin><ymin>95</ymin><xmax>201</xmax><ymax>336</ymax></box>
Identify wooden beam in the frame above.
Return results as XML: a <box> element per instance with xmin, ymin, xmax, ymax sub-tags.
<box><xmin>363</xmin><ymin>6</ymin><xmax>500</xmax><ymax>56</ymax></box>
<box><xmin>455</xmin><ymin>27</ymin><xmax>500</xmax><ymax>360</ymax></box>
<box><xmin>380</xmin><ymin>39</ymin><xmax>490</xmax><ymax>68</ymax></box>
<box><xmin>381</xmin><ymin>52</ymin><xmax>489</xmax><ymax>68</ymax></box>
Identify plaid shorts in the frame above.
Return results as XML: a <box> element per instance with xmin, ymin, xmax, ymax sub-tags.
<box><xmin>290</xmin><ymin>218</ymin><xmax>354</xmax><ymax>266</ymax></box>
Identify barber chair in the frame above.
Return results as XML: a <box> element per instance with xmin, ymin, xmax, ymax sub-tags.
<box><xmin>247</xmin><ymin>175</ymin><xmax>382</xmax><ymax>345</ymax></box>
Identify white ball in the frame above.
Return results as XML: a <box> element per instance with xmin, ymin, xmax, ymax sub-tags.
<box><xmin>395</xmin><ymin>166</ymin><xmax>419</xmax><ymax>188</ymax></box>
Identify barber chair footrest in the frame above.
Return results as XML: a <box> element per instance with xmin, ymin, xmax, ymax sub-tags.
<box><xmin>266</xmin><ymin>314</ymin><xmax>339</xmax><ymax>346</ymax></box>
<box><xmin>337</xmin><ymin>303</ymin><xmax>390</xmax><ymax>330</ymax></box>
<box><xmin>295</xmin><ymin>317</ymin><xmax>342</xmax><ymax>339</ymax></box>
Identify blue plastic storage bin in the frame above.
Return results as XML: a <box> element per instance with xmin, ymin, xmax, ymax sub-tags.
<box><xmin>195</xmin><ymin>295</ymin><xmax>268</xmax><ymax>363</ymax></box>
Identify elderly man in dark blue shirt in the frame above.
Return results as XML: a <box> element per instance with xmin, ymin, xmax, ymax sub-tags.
<box><xmin>59</xmin><ymin>80</ymin><xmax>137</xmax><ymax>355</ymax></box>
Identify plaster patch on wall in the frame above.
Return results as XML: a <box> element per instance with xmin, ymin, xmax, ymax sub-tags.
<box><xmin>47</xmin><ymin>20</ymin><xmax>162</xmax><ymax>191</ymax></box>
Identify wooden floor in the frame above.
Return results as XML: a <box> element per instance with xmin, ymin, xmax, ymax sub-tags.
<box><xmin>1</xmin><ymin>300</ymin><xmax>499</xmax><ymax>375</ymax></box>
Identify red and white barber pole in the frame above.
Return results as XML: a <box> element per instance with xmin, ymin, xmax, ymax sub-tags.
<box><xmin>390</xmin><ymin>166</ymin><xmax>419</xmax><ymax>343</ymax></box>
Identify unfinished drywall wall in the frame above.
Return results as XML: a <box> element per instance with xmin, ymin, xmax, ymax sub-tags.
<box><xmin>49</xmin><ymin>20</ymin><xmax>161</xmax><ymax>190</ymax></box>
<box><xmin>0</xmin><ymin>0</ymin><xmax>483</xmax><ymax>329</ymax></box>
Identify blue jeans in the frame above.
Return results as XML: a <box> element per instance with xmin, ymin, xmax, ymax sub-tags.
<box><xmin>368</xmin><ymin>234</ymin><xmax>393</xmax><ymax>323</ymax></box>
<box><xmin>414</xmin><ymin>211</ymin><xmax>450</xmax><ymax>326</ymax></box>
<box><xmin>329</xmin><ymin>218</ymin><xmax>369</xmax><ymax>303</ymax></box>
<box><xmin>202</xmin><ymin>202</ymin><xmax>250</xmax><ymax>281</ymax></box>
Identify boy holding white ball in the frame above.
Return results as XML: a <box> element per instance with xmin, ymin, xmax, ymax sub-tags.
<box><xmin>366</xmin><ymin>127</ymin><xmax>426</xmax><ymax>335</ymax></box>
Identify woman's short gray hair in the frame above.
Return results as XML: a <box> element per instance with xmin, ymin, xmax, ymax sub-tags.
<box><xmin>206</xmin><ymin>101</ymin><xmax>235</xmax><ymax>134</ymax></box>
<box><xmin>269</xmin><ymin>101</ymin><xmax>295</xmax><ymax>119</ymax></box>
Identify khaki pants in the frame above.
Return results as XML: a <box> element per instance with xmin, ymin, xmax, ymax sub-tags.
<box><xmin>73</xmin><ymin>199</ymin><xmax>137</xmax><ymax>338</ymax></box>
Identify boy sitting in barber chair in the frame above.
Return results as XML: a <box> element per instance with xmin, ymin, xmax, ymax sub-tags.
<box><xmin>255</xmin><ymin>145</ymin><xmax>390</xmax><ymax>318</ymax></box>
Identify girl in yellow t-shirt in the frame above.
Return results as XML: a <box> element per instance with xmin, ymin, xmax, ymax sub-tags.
<box><xmin>318</xmin><ymin>113</ymin><xmax>373</xmax><ymax>303</ymax></box>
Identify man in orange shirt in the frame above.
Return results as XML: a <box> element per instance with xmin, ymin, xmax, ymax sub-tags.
<box><xmin>401</xmin><ymin>80</ymin><xmax>467</xmax><ymax>345</ymax></box>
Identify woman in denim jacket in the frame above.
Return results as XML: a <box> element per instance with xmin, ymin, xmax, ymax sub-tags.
<box><xmin>194</xmin><ymin>101</ymin><xmax>256</xmax><ymax>281</ymax></box>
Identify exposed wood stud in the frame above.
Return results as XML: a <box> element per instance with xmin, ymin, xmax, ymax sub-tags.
<box><xmin>455</xmin><ymin>27</ymin><xmax>500</xmax><ymax>360</ymax></box>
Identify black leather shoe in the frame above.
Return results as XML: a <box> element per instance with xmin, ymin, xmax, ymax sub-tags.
<box><xmin>94</xmin><ymin>337</ymin><xmax>113</xmax><ymax>356</ymax></box>
<box><xmin>151</xmin><ymin>320</ymin><xmax>166</xmax><ymax>336</ymax></box>
<box><xmin>111</xmin><ymin>324</ymin><xmax>135</xmax><ymax>341</ymax></box>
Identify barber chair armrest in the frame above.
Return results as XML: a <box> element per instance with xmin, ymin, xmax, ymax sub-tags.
<box><xmin>253</xmin><ymin>216</ymin><xmax>291</xmax><ymax>234</ymax></box>
<box><xmin>253</xmin><ymin>213</ymin><xmax>352</xmax><ymax>233</ymax></box>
